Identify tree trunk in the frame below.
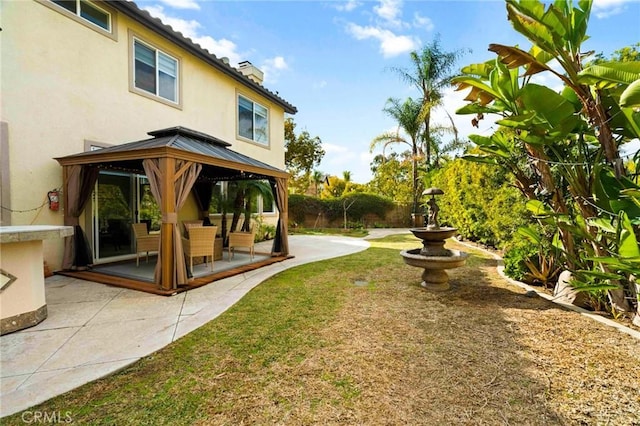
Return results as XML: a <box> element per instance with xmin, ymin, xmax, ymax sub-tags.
<box><xmin>574</xmin><ymin>86</ymin><xmax>624</xmax><ymax>178</ymax></box>
<box><xmin>344</xmin><ymin>206</ymin><xmax>348</xmax><ymax>230</ymax></box>
<box><xmin>424</xmin><ymin>113</ymin><xmax>431</xmax><ymax>170</ymax></box>
<box><xmin>412</xmin><ymin>144</ymin><xmax>419</xmax><ymax>213</ymax></box>
<box><xmin>221</xmin><ymin>211</ymin><xmax>228</xmax><ymax>247</ymax></box>
<box><xmin>242</xmin><ymin>201</ymin><xmax>252</xmax><ymax>232</ymax></box>
<box><xmin>563</xmin><ymin>162</ymin><xmax>632</xmax><ymax>313</ymax></box>
<box><xmin>526</xmin><ymin>144</ymin><xmax>577</xmax><ymax>269</ymax></box>
<box><xmin>229</xmin><ymin>189</ymin><xmax>245</xmax><ymax>234</ymax></box>
<box><xmin>577</xmin><ymin>89</ymin><xmax>630</xmax><ymax>310</ymax></box>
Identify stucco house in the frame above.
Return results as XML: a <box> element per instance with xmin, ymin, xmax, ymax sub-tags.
<box><xmin>1</xmin><ymin>0</ymin><xmax>297</xmax><ymax>291</ymax></box>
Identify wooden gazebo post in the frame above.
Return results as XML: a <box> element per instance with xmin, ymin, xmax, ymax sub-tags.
<box><xmin>160</xmin><ymin>157</ymin><xmax>176</xmax><ymax>291</ymax></box>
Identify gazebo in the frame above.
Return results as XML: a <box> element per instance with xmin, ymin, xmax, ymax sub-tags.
<box><xmin>55</xmin><ymin>126</ymin><xmax>289</xmax><ymax>294</ymax></box>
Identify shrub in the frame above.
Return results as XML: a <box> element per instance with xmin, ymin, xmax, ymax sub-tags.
<box><xmin>429</xmin><ymin>157</ymin><xmax>529</xmax><ymax>249</ymax></box>
<box><xmin>324</xmin><ymin>193</ymin><xmax>395</xmax><ymax>221</ymax></box>
<box><xmin>503</xmin><ymin>239</ymin><xmax>542</xmax><ymax>283</ymax></box>
<box><xmin>288</xmin><ymin>193</ymin><xmax>395</xmax><ymax>227</ymax></box>
<box><xmin>288</xmin><ymin>194</ymin><xmax>326</xmax><ymax>225</ymax></box>
<box><xmin>502</xmin><ymin>230</ymin><xmax>562</xmax><ymax>287</ymax></box>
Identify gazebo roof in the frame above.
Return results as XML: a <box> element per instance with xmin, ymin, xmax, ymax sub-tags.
<box><xmin>55</xmin><ymin>127</ymin><xmax>288</xmax><ymax>181</ymax></box>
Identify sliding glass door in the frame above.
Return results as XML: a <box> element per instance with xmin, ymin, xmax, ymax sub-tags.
<box><xmin>92</xmin><ymin>172</ymin><xmax>161</xmax><ymax>261</ymax></box>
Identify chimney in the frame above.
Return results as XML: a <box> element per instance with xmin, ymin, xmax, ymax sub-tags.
<box><xmin>238</xmin><ymin>61</ymin><xmax>264</xmax><ymax>84</ymax></box>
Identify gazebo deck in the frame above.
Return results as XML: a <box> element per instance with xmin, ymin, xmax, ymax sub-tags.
<box><xmin>57</xmin><ymin>251</ymin><xmax>292</xmax><ymax>296</ymax></box>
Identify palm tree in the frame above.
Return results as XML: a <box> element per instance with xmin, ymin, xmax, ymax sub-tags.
<box><xmin>311</xmin><ymin>170</ymin><xmax>325</xmax><ymax>197</ymax></box>
<box><xmin>370</xmin><ymin>96</ymin><xmax>423</xmax><ymax>213</ymax></box>
<box><xmin>390</xmin><ymin>36</ymin><xmax>465</xmax><ymax>171</ymax></box>
<box><xmin>342</xmin><ymin>170</ymin><xmax>353</xmax><ymax>194</ymax></box>
<box><xmin>228</xmin><ymin>180</ymin><xmax>274</xmax><ymax>239</ymax></box>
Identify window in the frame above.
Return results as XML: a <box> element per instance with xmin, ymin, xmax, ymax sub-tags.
<box><xmin>51</xmin><ymin>0</ymin><xmax>111</xmax><ymax>31</ymax></box>
<box><xmin>133</xmin><ymin>39</ymin><xmax>178</xmax><ymax>103</ymax></box>
<box><xmin>238</xmin><ymin>95</ymin><xmax>269</xmax><ymax>145</ymax></box>
<box><xmin>262</xmin><ymin>197</ymin><xmax>275</xmax><ymax>214</ymax></box>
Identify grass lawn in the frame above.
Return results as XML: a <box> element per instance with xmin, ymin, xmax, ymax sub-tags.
<box><xmin>4</xmin><ymin>234</ymin><xmax>639</xmax><ymax>425</ymax></box>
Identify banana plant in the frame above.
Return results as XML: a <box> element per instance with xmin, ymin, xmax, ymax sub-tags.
<box><xmin>454</xmin><ymin>0</ymin><xmax>640</xmax><ymax>314</ymax></box>
<box><xmin>579</xmin><ymin>61</ymin><xmax>640</xmax><ymax>141</ymax></box>
<box><xmin>488</xmin><ymin>0</ymin><xmax>624</xmax><ymax>173</ymax></box>
<box><xmin>454</xmin><ymin>59</ymin><xmax>584</xmax><ymax>266</ymax></box>
<box><xmin>578</xmin><ymin>211</ymin><xmax>640</xmax><ymax>320</ymax></box>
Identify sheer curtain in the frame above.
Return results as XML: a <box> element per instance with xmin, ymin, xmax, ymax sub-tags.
<box><xmin>62</xmin><ymin>164</ymin><xmax>99</xmax><ymax>270</ymax></box>
<box><xmin>143</xmin><ymin>158</ymin><xmax>202</xmax><ymax>287</ymax></box>
<box><xmin>270</xmin><ymin>177</ymin><xmax>289</xmax><ymax>256</ymax></box>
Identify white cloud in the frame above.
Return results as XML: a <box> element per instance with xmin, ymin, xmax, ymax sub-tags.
<box><xmin>333</xmin><ymin>0</ymin><xmax>361</xmax><ymax>12</ymax></box>
<box><xmin>592</xmin><ymin>0</ymin><xmax>627</xmax><ymax>18</ymax></box>
<box><xmin>529</xmin><ymin>73</ymin><xmax>564</xmax><ymax>94</ymax></box>
<box><xmin>145</xmin><ymin>5</ymin><xmax>199</xmax><ymax>34</ymax></box>
<box><xmin>261</xmin><ymin>56</ymin><xmax>289</xmax><ymax>84</ymax></box>
<box><xmin>318</xmin><ymin>141</ymin><xmax>376</xmax><ymax>183</ymax></box>
<box><xmin>143</xmin><ymin>5</ymin><xmax>244</xmax><ymax>65</ymax></box>
<box><xmin>313</xmin><ymin>80</ymin><xmax>328</xmax><ymax>90</ymax></box>
<box><xmin>431</xmin><ymin>87</ymin><xmax>494</xmax><ymax>144</ymax></box>
<box><xmin>359</xmin><ymin>150</ymin><xmax>375</xmax><ymax>172</ymax></box>
<box><xmin>326</xmin><ymin>154</ymin><xmax>358</xmax><ymax>172</ymax></box>
<box><xmin>323</xmin><ymin>142</ymin><xmax>349</xmax><ymax>154</ymax></box>
<box><xmin>527</xmin><ymin>59</ymin><xmax>565</xmax><ymax>92</ymax></box>
<box><xmin>621</xmin><ymin>138</ymin><xmax>639</xmax><ymax>158</ymax></box>
<box><xmin>413</xmin><ymin>12</ymin><xmax>434</xmax><ymax>32</ymax></box>
<box><xmin>157</xmin><ymin>0</ymin><xmax>200</xmax><ymax>10</ymax></box>
<box><xmin>343</xmin><ymin>0</ymin><xmax>428</xmax><ymax>59</ymax></box>
<box><xmin>374</xmin><ymin>0</ymin><xmax>403</xmax><ymax>27</ymax></box>
<box><xmin>348</xmin><ymin>150</ymin><xmax>375</xmax><ymax>182</ymax></box>
<box><xmin>346</xmin><ymin>23</ymin><xmax>418</xmax><ymax>58</ymax></box>
<box><xmin>265</xmin><ymin>56</ymin><xmax>288</xmax><ymax>70</ymax></box>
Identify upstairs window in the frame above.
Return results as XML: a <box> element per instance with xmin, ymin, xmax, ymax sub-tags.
<box><xmin>238</xmin><ymin>95</ymin><xmax>269</xmax><ymax>145</ymax></box>
<box><xmin>51</xmin><ymin>0</ymin><xmax>111</xmax><ymax>31</ymax></box>
<box><xmin>133</xmin><ymin>39</ymin><xmax>178</xmax><ymax>103</ymax></box>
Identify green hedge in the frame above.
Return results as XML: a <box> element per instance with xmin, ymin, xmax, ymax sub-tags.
<box><xmin>288</xmin><ymin>194</ymin><xmax>326</xmax><ymax>224</ymax></box>
<box><xmin>429</xmin><ymin>157</ymin><xmax>529</xmax><ymax>249</ymax></box>
<box><xmin>289</xmin><ymin>193</ymin><xmax>395</xmax><ymax>226</ymax></box>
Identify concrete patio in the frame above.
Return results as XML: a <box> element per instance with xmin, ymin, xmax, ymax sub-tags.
<box><xmin>0</xmin><ymin>233</ymin><xmax>386</xmax><ymax>417</ymax></box>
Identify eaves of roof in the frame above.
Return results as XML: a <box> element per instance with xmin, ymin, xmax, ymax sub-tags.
<box><xmin>110</xmin><ymin>0</ymin><xmax>297</xmax><ymax>115</ymax></box>
<box><xmin>55</xmin><ymin>126</ymin><xmax>289</xmax><ymax>179</ymax></box>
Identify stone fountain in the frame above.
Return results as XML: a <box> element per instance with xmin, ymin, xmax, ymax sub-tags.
<box><xmin>400</xmin><ymin>188</ymin><xmax>468</xmax><ymax>291</ymax></box>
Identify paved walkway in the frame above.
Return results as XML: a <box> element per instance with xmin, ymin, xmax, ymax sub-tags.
<box><xmin>1</xmin><ymin>233</ymin><xmax>398</xmax><ymax>417</ymax></box>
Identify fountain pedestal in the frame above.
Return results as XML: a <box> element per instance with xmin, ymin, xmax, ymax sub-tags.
<box><xmin>401</xmin><ymin>246</ymin><xmax>468</xmax><ymax>291</ymax></box>
<box><xmin>400</xmin><ymin>187</ymin><xmax>469</xmax><ymax>290</ymax></box>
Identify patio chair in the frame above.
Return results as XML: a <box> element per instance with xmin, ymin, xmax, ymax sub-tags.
<box><xmin>182</xmin><ymin>226</ymin><xmax>217</xmax><ymax>272</ymax></box>
<box><xmin>182</xmin><ymin>220</ymin><xmax>203</xmax><ymax>237</ymax></box>
<box><xmin>228</xmin><ymin>226</ymin><xmax>256</xmax><ymax>261</ymax></box>
<box><xmin>131</xmin><ymin>223</ymin><xmax>160</xmax><ymax>267</ymax></box>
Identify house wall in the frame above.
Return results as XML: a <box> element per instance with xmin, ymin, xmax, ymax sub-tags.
<box><xmin>1</xmin><ymin>1</ymin><xmax>288</xmax><ymax>269</ymax></box>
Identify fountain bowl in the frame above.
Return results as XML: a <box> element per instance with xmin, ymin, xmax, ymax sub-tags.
<box><xmin>409</xmin><ymin>227</ymin><xmax>459</xmax><ymax>257</ymax></box>
<box><xmin>400</xmin><ymin>248</ymin><xmax>469</xmax><ymax>291</ymax></box>
<box><xmin>409</xmin><ymin>227</ymin><xmax>457</xmax><ymax>242</ymax></box>
<box><xmin>400</xmin><ymin>248</ymin><xmax>468</xmax><ymax>268</ymax></box>
<box><xmin>400</xmin><ymin>236</ymin><xmax>469</xmax><ymax>291</ymax></box>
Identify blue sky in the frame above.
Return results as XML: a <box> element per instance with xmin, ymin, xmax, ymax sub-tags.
<box><xmin>143</xmin><ymin>0</ymin><xmax>640</xmax><ymax>183</ymax></box>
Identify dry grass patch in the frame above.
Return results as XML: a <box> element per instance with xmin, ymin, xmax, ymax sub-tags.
<box><xmin>4</xmin><ymin>234</ymin><xmax>639</xmax><ymax>425</ymax></box>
